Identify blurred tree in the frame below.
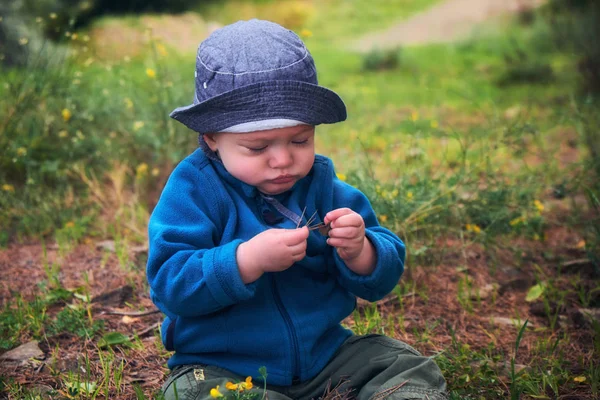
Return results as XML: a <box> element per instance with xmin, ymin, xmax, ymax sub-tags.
<box><xmin>544</xmin><ymin>0</ymin><xmax>600</xmax><ymax>94</ymax></box>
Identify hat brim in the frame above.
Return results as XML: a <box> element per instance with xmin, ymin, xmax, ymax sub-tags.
<box><xmin>170</xmin><ymin>80</ymin><xmax>347</xmax><ymax>134</ymax></box>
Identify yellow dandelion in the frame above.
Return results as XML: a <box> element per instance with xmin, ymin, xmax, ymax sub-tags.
<box><xmin>151</xmin><ymin>167</ymin><xmax>160</xmax><ymax>177</ymax></box>
<box><xmin>65</xmin><ymin>221</ymin><xmax>75</xmax><ymax>229</ymax></box>
<box><xmin>411</xmin><ymin>111</ymin><xmax>419</xmax><ymax>122</ymax></box>
<box><xmin>574</xmin><ymin>376</ymin><xmax>586</xmax><ymax>383</ymax></box>
<box><xmin>62</xmin><ymin>108</ymin><xmax>72</xmax><ymax>122</ymax></box>
<box><xmin>133</xmin><ymin>121</ymin><xmax>145</xmax><ymax>131</ymax></box>
<box><xmin>209</xmin><ymin>385</ymin><xmax>223</xmax><ymax>398</ymax></box>
<box><xmin>146</xmin><ymin>68</ymin><xmax>156</xmax><ymax>78</ymax></box>
<box><xmin>336</xmin><ymin>173</ymin><xmax>347</xmax><ymax>182</ymax></box>
<box><xmin>533</xmin><ymin>200</ymin><xmax>544</xmax><ymax>212</ymax></box>
<box><xmin>19</xmin><ymin>37</ymin><xmax>29</xmax><ymax>45</ymax></box>
<box><xmin>124</xmin><ymin>98</ymin><xmax>134</xmax><ymax>109</ymax></box>
<box><xmin>242</xmin><ymin>376</ymin><xmax>253</xmax><ymax>390</ymax></box>
<box><xmin>16</xmin><ymin>147</ymin><xmax>27</xmax><ymax>157</ymax></box>
<box><xmin>2</xmin><ymin>184</ymin><xmax>15</xmax><ymax>192</ymax></box>
<box><xmin>136</xmin><ymin>163</ymin><xmax>148</xmax><ymax>175</ymax></box>
<box><xmin>406</xmin><ymin>191</ymin><xmax>413</xmax><ymax>200</ymax></box>
<box><xmin>58</xmin><ymin>130</ymin><xmax>68</xmax><ymax>138</ymax></box>
<box><xmin>379</xmin><ymin>215</ymin><xmax>388</xmax><ymax>223</ymax></box>
<box><xmin>430</xmin><ymin>120</ymin><xmax>439</xmax><ymax>129</ymax></box>
<box><xmin>300</xmin><ymin>29</ymin><xmax>313</xmax><ymax>38</ymax></box>
<box><xmin>471</xmin><ymin>224</ymin><xmax>482</xmax><ymax>234</ymax></box>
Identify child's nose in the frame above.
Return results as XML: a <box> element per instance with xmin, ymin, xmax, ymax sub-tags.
<box><xmin>269</xmin><ymin>147</ymin><xmax>293</xmax><ymax>168</ymax></box>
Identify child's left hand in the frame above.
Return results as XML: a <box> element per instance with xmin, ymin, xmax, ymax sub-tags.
<box><xmin>324</xmin><ymin>208</ymin><xmax>366</xmax><ymax>261</ymax></box>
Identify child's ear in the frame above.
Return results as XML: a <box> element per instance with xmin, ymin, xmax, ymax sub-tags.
<box><xmin>203</xmin><ymin>133</ymin><xmax>219</xmax><ymax>152</ymax></box>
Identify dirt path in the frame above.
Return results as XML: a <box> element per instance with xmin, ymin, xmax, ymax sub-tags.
<box><xmin>353</xmin><ymin>0</ymin><xmax>544</xmax><ymax>51</ymax></box>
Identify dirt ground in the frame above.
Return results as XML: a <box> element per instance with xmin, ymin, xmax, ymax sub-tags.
<box><xmin>352</xmin><ymin>0</ymin><xmax>545</xmax><ymax>51</ymax></box>
<box><xmin>0</xmin><ymin>223</ymin><xmax>597</xmax><ymax>398</ymax></box>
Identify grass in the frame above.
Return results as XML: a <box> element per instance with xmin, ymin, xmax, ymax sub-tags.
<box><xmin>1</xmin><ymin>0</ymin><xmax>599</xmax><ymax>398</ymax></box>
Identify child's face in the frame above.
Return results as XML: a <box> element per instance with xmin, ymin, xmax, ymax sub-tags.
<box><xmin>204</xmin><ymin>125</ymin><xmax>316</xmax><ymax>195</ymax></box>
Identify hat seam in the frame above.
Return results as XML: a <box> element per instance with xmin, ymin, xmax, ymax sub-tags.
<box><xmin>197</xmin><ymin>48</ymin><xmax>310</xmax><ymax>76</ymax></box>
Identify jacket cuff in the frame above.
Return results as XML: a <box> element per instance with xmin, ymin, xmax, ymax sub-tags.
<box><xmin>334</xmin><ymin>230</ymin><xmax>401</xmax><ymax>300</ymax></box>
<box><xmin>204</xmin><ymin>239</ymin><xmax>257</xmax><ymax>307</ymax></box>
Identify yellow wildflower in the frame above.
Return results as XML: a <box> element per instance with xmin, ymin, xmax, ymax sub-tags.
<box><xmin>379</xmin><ymin>215</ymin><xmax>388</xmax><ymax>223</ymax></box>
<box><xmin>136</xmin><ymin>163</ymin><xmax>148</xmax><ymax>176</ymax></box>
<box><xmin>65</xmin><ymin>221</ymin><xmax>75</xmax><ymax>229</ymax></box>
<box><xmin>49</xmin><ymin>13</ymin><xmax>57</xmax><ymax>19</ymax></box>
<box><xmin>58</xmin><ymin>130</ymin><xmax>68</xmax><ymax>138</ymax></box>
<box><xmin>411</xmin><ymin>111</ymin><xmax>419</xmax><ymax>122</ymax></box>
<box><xmin>574</xmin><ymin>376</ymin><xmax>586</xmax><ymax>383</ymax></box>
<box><xmin>146</xmin><ymin>68</ymin><xmax>156</xmax><ymax>78</ymax></box>
<box><xmin>225</xmin><ymin>381</ymin><xmax>239</xmax><ymax>391</ymax></box>
<box><xmin>209</xmin><ymin>385</ymin><xmax>223</xmax><ymax>398</ymax></box>
<box><xmin>465</xmin><ymin>224</ymin><xmax>481</xmax><ymax>234</ymax></box>
<box><xmin>156</xmin><ymin>43</ymin><xmax>168</xmax><ymax>57</ymax></box>
<box><xmin>510</xmin><ymin>216</ymin><xmax>525</xmax><ymax>226</ymax></box>
<box><xmin>533</xmin><ymin>199</ymin><xmax>544</xmax><ymax>212</ymax></box>
<box><xmin>336</xmin><ymin>173</ymin><xmax>347</xmax><ymax>182</ymax></box>
<box><xmin>2</xmin><ymin>184</ymin><xmax>15</xmax><ymax>192</ymax></box>
<box><xmin>133</xmin><ymin>121</ymin><xmax>145</xmax><ymax>131</ymax></box>
<box><xmin>151</xmin><ymin>167</ymin><xmax>160</xmax><ymax>177</ymax></box>
<box><xmin>430</xmin><ymin>120</ymin><xmax>439</xmax><ymax>129</ymax></box>
<box><xmin>242</xmin><ymin>376</ymin><xmax>253</xmax><ymax>390</ymax></box>
<box><xmin>124</xmin><ymin>97</ymin><xmax>134</xmax><ymax>110</ymax></box>
<box><xmin>62</xmin><ymin>108</ymin><xmax>72</xmax><ymax>122</ymax></box>
<box><xmin>17</xmin><ymin>147</ymin><xmax>27</xmax><ymax>157</ymax></box>
<box><xmin>300</xmin><ymin>29</ymin><xmax>313</xmax><ymax>38</ymax></box>
<box><xmin>391</xmin><ymin>189</ymin><xmax>399</xmax><ymax>198</ymax></box>
<box><xmin>406</xmin><ymin>191</ymin><xmax>413</xmax><ymax>200</ymax></box>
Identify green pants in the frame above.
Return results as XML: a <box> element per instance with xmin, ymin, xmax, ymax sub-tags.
<box><xmin>162</xmin><ymin>334</ymin><xmax>447</xmax><ymax>400</ymax></box>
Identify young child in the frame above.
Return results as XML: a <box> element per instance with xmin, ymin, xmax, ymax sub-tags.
<box><xmin>147</xmin><ymin>19</ymin><xmax>447</xmax><ymax>400</ymax></box>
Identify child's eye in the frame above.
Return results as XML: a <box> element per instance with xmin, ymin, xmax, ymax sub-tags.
<box><xmin>247</xmin><ymin>145</ymin><xmax>267</xmax><ymax>153</ymax></box>
<box><xmin>292</xmin><ymin>139</ymin><xmax>309</xmax><ymax>145</ymax></box>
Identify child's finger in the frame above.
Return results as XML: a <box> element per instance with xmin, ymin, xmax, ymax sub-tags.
<box><xmin>324</xmin><ymin>208</ymin><xmax>353</xmax><ymax>224</ymax></box>
<box><xmin>282</xmin><ymin>226</ymin><xmax>309</xmax><ymax>244</ymax></box>
<box><xmin>328</xmin><ymin>226</ymin><xmax>360</xmax><ymax>239</ymax></box>
<box><xmin>330</xmin><ymin>213</ymin><xmax>363</xmax><ymax>229</ymax></box>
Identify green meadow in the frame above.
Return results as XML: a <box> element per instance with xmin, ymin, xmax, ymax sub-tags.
<box><xmin>1</xmin><ymin>0</ymin><xmax>599</xmax><ymax>398</ymax></box>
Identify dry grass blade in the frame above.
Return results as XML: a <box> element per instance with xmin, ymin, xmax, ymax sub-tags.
<box><xmin>317</xmin><ymin>378</ymin><xmax>355</xmax><ymax>400</ymax></box>
<box><xmin>370</xmin><ymin>380</ymin><xmax>409</xmax><ymax>400</ymax></box>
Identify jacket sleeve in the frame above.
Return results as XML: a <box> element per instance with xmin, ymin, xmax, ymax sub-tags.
<box><xmin>146</xmin><ymin>159</ymin><xmax>256</xmax><ymax>318</ymax></box>
<box><xmin>330</xmin><ymin>173</ymin><xmax>406</xmax><ymax>302</ymax></box>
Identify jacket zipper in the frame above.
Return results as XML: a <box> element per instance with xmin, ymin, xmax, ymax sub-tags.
<box><xmin>270</xmin><ymin>274</ymin><xmax>301</xmax><ymax>382</ymax></box>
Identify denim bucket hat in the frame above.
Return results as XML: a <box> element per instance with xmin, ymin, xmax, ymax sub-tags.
<box><xmin>169</xmin><ymin>19</ymin><xmax>347</xmax><ymax>134</ymax></box>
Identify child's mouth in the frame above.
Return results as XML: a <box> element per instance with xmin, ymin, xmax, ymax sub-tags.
<box><xmin>271</xmin><ymin>175</ymin><xmax>295</xmax><ymax>184</ymax></box>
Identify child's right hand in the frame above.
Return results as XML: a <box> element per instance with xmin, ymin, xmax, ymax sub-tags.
<box><xmin>237</xmin><ymin>226</ymin><xmax>309</xmax><ymax>283</ymax></box>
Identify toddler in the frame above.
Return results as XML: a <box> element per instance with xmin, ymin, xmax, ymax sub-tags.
<box><xmin>147</xmin><ymin>19</ymin><xmax>447</xmax><ymax>400</ymax></box>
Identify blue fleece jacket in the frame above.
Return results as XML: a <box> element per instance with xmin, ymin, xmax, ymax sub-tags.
<box><xmin>146</xmin><ymin>148</ymin><xmax>405</xmax><ymax>386</ymax></box>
